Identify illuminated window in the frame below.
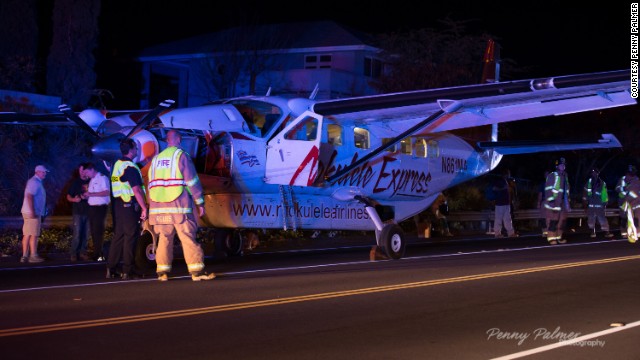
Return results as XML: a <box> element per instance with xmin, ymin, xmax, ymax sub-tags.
<box><xmin>382</xmin><ymin>138</ymin><xmax>397</xmax><ymax>152</ymax></box>
<box><xmin>400</xmin><ymin>138</ymin><xmax>412</xmax><ymax>154</ymax></box>
<box><xmin>414</xmin><ymin>138</ymin><xmax>427</xmax><ymax>158</ymax></box>
<box><xmin>354</xmin><ymin>127</ymin><xmax>370</xmax><ymax>149</ymax></box>
<box><xmin>327</xmin><ymin>124</ymin><xmax>343</xmax><ymax>146</ymax></box>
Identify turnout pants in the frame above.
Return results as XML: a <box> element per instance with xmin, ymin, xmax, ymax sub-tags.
<box><xmin>546</xmin><ymin>209</ymin><xmax>568</xmax><ymax>242</ymax></box>
<box><xmin>586</xmin><ymin>206</ymin><xmax>610</xmax><ymax>233</ymax></box>
<box><xmin>154</xmin><ymin>214</ymin><xmax>205</xmax><ymax>275</ymax></box>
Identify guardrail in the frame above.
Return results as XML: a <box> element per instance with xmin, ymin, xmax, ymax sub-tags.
<box><xmin>0</xmin><ymin>208</ymin><xmax>623</xmax><ymax>231</ymax></box>
<box><xmin>0</xmin><ymin>216</ymin><xmax>113</xmax><ymax>230</ymax></box>
<box><xmin>446</xmin><ymin>208</ymin><xmax>621</xmax><ymax>222</ymax></box>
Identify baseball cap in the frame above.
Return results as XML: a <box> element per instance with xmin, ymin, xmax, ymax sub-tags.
<box><xmin>35</xmin><ymin>165</ymin><xmax>49</xmax><ymax>173</ymax></box>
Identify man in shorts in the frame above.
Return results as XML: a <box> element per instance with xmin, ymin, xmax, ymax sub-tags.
<box><xmin>20</xmin><ymin>165</ymin><xmax>49</xmax><ymax>263</ymax></box>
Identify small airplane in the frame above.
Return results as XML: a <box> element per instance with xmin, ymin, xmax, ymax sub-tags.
<box><xmin>0</xmin><ymin>59</ymin><xmax>635</xmax><ymax>266</ymax></box>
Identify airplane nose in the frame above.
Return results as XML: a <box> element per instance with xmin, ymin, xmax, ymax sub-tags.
<box><xmin>92</xmin><ymin>133</ymin><xmax>125</xmax><ymax>163</ymax></box>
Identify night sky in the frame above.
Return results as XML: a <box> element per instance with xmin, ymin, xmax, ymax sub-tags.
<box><xmin>97</xmin><ymin>1</ymin><xmax>630</xmax><ymax>80</ymax></box>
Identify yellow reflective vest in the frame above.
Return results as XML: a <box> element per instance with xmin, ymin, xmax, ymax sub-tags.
<box><xmin>111</xmin><ymin>159</ymin><xmax>144</xmax><ymax>203</ymax></box>
<box><xmin>148</xmin><ymin>147</ymin><xmax>187</xmax><ymax>203</ymax></box>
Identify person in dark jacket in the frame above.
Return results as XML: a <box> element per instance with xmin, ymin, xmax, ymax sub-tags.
<box><xmin>492</xmin><ymin>168</ymin><xmax>518</xmax><ymax>238</ymax></box>
<box><xmin>582</xmin><ymin>168</ymin><xmax>613</xmax><ymax>239</ymax></box>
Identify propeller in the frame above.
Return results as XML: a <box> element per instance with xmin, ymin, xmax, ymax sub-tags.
<box><xmin>124</xmin><ymin>99</ymin><xmax>175</xmax><ymax>140</ymax></box>
<box><xmin>59</xmin><ymin>99</ymin><xmax>176</xmax><ymax>165</ymax></box>
<box><xmin>58</xmin><ymin>104</ymin><xmax>102</xmax><ymax>139</ymax></box>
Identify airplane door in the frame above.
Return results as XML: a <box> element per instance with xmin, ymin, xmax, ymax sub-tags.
<box><xmin>265</xmin><ymin>111</ymin><xmax>323</xmax><ymax>186</ymax></box>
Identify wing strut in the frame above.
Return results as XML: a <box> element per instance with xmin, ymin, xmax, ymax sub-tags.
<box><xmin>325</xmin><ymin>108</ymin><xmax>448</xmax><ymax>184</ymax></box>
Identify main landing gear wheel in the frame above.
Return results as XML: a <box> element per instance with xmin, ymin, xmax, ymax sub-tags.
<box><xmin>380</xmin><ymin>224</ymin><xmax>406</xmax><ymax>259</ymax></box>
<box><xmin>214</xmin><ymin>229</ymin><xmax>244</xmax><ymax>257</ymax></box>
<box><xmin>135</xmin><ymin>230</ymin><xmax>156</xmax><ymax>272</ymax></box>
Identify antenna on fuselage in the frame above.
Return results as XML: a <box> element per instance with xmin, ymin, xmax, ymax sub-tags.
<box><xmin>309</xmin><ymin>83</ymin><xmax>319</xmax><ymax>100</ymax></box>
<box><xmin>265</xmin><ymin>87</ymin><xmax>272</xmax><ymax>96</ymax></box>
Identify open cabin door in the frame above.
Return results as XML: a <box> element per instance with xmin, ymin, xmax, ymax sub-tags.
<box><xmin>265</xmin><ymin>111</ymin><xmax>323</xmax><ymax>186</ymax></box>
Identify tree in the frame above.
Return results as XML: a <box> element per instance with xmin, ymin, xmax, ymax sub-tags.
<box><xmin>372</xmin><ymin>18</ymin><xmax>496</xmax><ymax>93</ymax></box>
<box><xmin>195</xmin><ymin>24</ymin><xmax>293</xmax><ymax>100</ymax></box>
<box><xmin>0</xmin><ymin>0</ymin><xmax>40</xmax><ymax>92</ymax></box>
<box><xmin>46</xmin><ymin>0</ymin><xmax>100</xmax><ymax>109</ymax></box>
<box><xmin>0</xmin><ymin>124</ymin><xmax>94</xmax><ymax>216</ymax></box>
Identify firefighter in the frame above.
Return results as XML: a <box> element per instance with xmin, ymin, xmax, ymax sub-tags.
<box><xmin>582</xmin><ymin>168</ymin><xmax>613</xmax><ymax>239</ymax></box>
<box><xmin>615</xmin><ymin>165</ymin><xmax>640</xmax><ymax>242</ymax></box>
<box><xmin>543</xmin><ymin>158</ymin><xmax>570</xmax><ymax>245</ymax></box>
<box><xmin>148</xmin><ymin>130</ymin><xmax>215</xmax><ymax>281</ymax></box>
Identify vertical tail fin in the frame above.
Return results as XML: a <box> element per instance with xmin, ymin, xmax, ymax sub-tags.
<box><xmin>480</xmin><ymin>39</ymin><xmax>501</xmax><ymax>142</ymax></box>
<box><xmin>480</xmin><ymin>39</ymin><xmax>500</xmax><ymax>83</ymax></box>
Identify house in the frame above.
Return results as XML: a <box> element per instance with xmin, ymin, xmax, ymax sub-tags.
<box><xmin>136</xmin><ymin>20</ymin><xmax>384</xmax><ymax>108</ymax></box>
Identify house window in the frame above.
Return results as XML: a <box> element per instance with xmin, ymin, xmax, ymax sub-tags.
<box><xmin>305</xmin><ymin>54</ymin><xmax>332</xmax><ymax>69</ymax></box>
<box><xmin>364</xmin><ymin>57</ymin><xmax>382</xmax><ymax>78</ymax></box>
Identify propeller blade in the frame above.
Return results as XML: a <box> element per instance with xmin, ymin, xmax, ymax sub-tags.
<box><xmin>124</xmin><ymin>99</ymin><xmax>175</xmax><ymax>139</ymax></box>
<box><xmin>58</xmin><ymin>104</ymin><xmax>101</xmax><ymax>138</ymax></box>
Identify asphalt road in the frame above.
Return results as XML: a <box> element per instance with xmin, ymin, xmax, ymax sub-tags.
<box><xmin>1</xmin><ymin>234</ymin><xmax>640</xmax><ymax>360</ymax></box>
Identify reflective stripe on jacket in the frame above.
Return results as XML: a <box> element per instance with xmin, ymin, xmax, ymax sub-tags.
<box><xmin>111</xmin><ymin>160</ymin><xmax>143</xmax><ymax>203</ymax></box>
<box><xmin>148</xmin><ymin>147</ymin><xmax>186</xmax><ymax>203</ymax></box>
<box><xmin>544</xmin><ymin>171</ymin><xmax>569</xmax><ymax>211</ymax></box>
<box><xmin>583</xmin><ymin>178</ymin><xmax>608</xmax><ymax>207</ymax></box>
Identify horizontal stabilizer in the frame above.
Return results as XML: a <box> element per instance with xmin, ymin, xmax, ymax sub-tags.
<box><xmin>476</xmin><ymin>133</ymin><xmax>622</xmax><ymax>155</ymax></box>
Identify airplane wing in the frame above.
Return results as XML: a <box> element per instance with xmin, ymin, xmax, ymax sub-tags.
<box><xmin>308</xmin><ymin>70</ymin><xmax>634</xmax><ymax>137</ymax></box>
<box><xmin>476</xmin><ymin>133</ymin><xmax>622</xmax><ymax>155</ymax></box>
<box><xmin>314</xmin><ymin>70</ymin><xmax>633</xmax><ymax>183</ymax></box>
<box><xmin>0</xmin><ymin>112</ymin><xmax>72</xmax><ymax>126</ymax></box>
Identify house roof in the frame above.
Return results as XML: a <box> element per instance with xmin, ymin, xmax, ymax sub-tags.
<box><xmin>137</xmin><ymin>20</ymin><xmax>378</xmax><ymax>61</ymax></box>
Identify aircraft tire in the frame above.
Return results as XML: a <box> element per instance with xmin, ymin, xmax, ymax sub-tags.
<box><xmin>381</xmin><ymin>224</ymin><xmax>405</xmax><ymax>260</ymax></box>
<box><xmin>135</xmin><ymin>230</ymin><xmax>156</xmax><ymax>272</ymax></box>
<box><xmin>225</xmin><ymin>230</ymin><xmax>244</xmax><ymax>256</ymax></box>
<box><xmin>214</xmin><ymin>229</ymin><xmax>244</xmax><ymax>257</ymax></box>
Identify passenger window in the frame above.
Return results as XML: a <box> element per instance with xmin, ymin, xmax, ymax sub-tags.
<box><xmin>354</xmin><ymin>127</ymin><xmax>370</xmax><ymax>149</ymax></box>
<box><xmin>382</xmin><ymin>138</ymin><xmax>397</xmax><ymax>152</ymax></box>
<box><xmin>427</xmin><ymin>140</ymin><xmax>440</xmax><ymax>158</ymax></box>
<box><xmin>400</xmin><ymin>138</ymin><xmax>412</xmax><ymax>155</ymax></box>
<box><xmin>414</xmin><ymin>138</ymin><xmax>427</xmax><ymax>158</ymax></box>
<box><xmin>327</xmin><ymin>124</ymin><xmax>343</xmax><ymax>146</ymax></box>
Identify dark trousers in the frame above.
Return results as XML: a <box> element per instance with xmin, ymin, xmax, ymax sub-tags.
<box><xmin>69</xmin><ymin>214</ymin><xmax>90</xmax><ymax>257</ymax></box>
<box><xmin>88</xmin><ymin>205</ymin><xmax>108</xmax><ymax>258</ymax></box>
<box><xmin>107</xmin><ymin>202</ymin><xmax>140</xmax><ymax>275</ymax></box>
